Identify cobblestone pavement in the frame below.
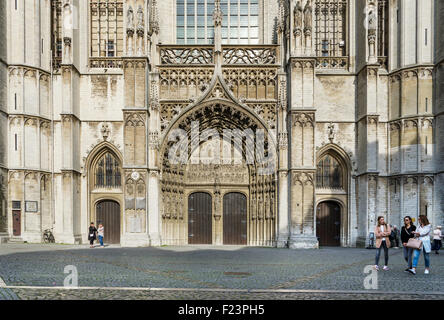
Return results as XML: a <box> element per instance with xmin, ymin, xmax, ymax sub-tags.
<box><xmin>0</xmin><ymin>244</ymin><xmax>443</xmax><ymax>300</ymax></box>
<box><xmin>9</xmin><ymin>288</ymin><xmax>444</xmax><ymax>300</ymax></box>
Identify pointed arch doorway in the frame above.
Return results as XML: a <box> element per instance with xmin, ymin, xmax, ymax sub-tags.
<box><xmin>315</xmin><ymin>146</ymin><xmax>351</xmax><ymax>247</ymax></box>
<box><xmin>87</xmin><ymin>144</ymin><xmax>123</xmax><ymax>245</ymax></box>
<box><xmin>96</xmin><ymin>200</ymin><xmax>121</xmax><ymax>244</ymax></box>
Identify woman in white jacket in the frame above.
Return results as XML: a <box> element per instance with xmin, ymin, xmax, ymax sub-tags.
<box><xmin>408</xmin><ymin>215</ymin><xmax>432</xmax><ymax>275</ymax></box>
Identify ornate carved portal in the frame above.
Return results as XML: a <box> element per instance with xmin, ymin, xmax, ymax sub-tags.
<box><xmin>160</xmin><ymin>103</ymin><xmax>277</xmax><ymax>246</ymax></box>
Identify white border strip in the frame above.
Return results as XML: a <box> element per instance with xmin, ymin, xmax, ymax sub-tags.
<box><xmin>3</xmin><ymin>285</ymin><xmax>444</xmax><ymax>296</ymax></box>
<box><xmin>0</xmin><ymin>276</ymin><xmax>7</xmax><ymax>288</ymax></box>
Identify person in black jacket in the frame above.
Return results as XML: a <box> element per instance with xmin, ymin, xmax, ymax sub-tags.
<box><xmin>88</xmin><ymin>222</ymin><xmax>97</xmax><ymax>248</ymax></box>
<box><xmin>401</xmin><ymin>216</ymin><xmax>416</xmax><ymax>271</ymax></box>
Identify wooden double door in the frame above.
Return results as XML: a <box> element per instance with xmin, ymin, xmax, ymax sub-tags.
<box><xmin>316</xmin><ymin>201</ymin><xmax>341</xmax><ymax>246</ymax></box>
<box><xmin>96</xmin><ymin>200</ymin><xmax>121</xmax><ymax>244</ymax></box>
<box><xmin>187</xmin><ymin>192</ymin><xmax>247</xmax><ymax>245</ymax></box>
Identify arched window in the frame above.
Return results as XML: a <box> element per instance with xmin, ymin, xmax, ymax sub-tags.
<box><xmin>316</xmin><ymin>154</ymin><xmax>343</xmax><ymax>189</ymax></box>
<box><xmin>94</xmin><ymin>152</ymin><xmax>121</xmax><ymax>188</ymax></box>
<box><xmin>314</xmin><ymin>0</ymin><xmax>348</xmax><ymax>57</ymax></box>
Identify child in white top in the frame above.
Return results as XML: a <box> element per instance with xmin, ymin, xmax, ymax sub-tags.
<box><xmin>433</xmin><ymin>226</ymin><xmax>442</xmax><ymax>254</ymax></box>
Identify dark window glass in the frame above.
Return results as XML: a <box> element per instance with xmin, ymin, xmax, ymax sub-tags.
<box><xmin>94</xmin><ymin>153</ymin><xmax>121</xmax><ymax>188</ymax></box>
<box><xmin>316</xmin><ymin>155</ymin><xmax>343</xmax><ymax>189</ymax></box>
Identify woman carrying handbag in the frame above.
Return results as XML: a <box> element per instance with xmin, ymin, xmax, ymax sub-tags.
<box><xmin>401</xmin><ymin>216</ymin><xmax>416</xmax><ymax>272</ymax></box>
<box><xmin>408</xmin><ymin>215</ymin><xmax>432</xmax><ymax>275</ymax></box>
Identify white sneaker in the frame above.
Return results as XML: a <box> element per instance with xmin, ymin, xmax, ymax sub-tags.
<box><xmin>408</xmin><ymin>268</ymin><xmax>416</xmax><ymax>275</ymax></box>
<box><xmin>374</xmin><ymin>265</ymin><xmax>379</xmax><ymax>271</ymax></box>
<box><xmin>424</xmin><ymin>269</ymin><xmax>430</xmax><ymax>274</ymax></box>
<box><xmin>383</xmin><ymin>266</ymin><xmax>389</xmax><ymax>271</ymax></box>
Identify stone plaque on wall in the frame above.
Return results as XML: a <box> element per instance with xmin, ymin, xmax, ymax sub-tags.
<box><xmin>25</xmin><ymin>201</ymin><xmax>38</xmax><ymax>212</ymax></box>
<box><xmin>129</xmin><ymin>215</ymin><xmax>142</xmax><ymax>233</ymax></box>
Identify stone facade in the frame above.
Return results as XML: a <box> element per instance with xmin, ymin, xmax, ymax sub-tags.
<box><xmin>0</xmin><ymin>0</ymin><xmax>442</xmax><ymax>248</ymax></box>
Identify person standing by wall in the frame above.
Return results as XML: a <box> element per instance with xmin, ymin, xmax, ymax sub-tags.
<box><xmin>408</xmin><ymin>215</ymin><xmax>432</xmax><ymax>275</ymax></box>
<box><xmin>88</xmin><ymin>222</ymin><xmax>97</xmax><ymax>248</ymax></box>
<box><xmin>98</xmin><ymin>224</ymin><xmax>105</xmax><ymax>248</ymax></box>
<box><xmin>433</xmin><ymin>226</ymin><xmax>442</xmax><ymax>254</ymax></box>
<box><xmin>393</xmin><ymin>225</ymin><xmax>400</xmax><ymax>248</ymax></box>
<box><xmin>374</xmin><ymin>216</ymin><xmax>391</xmax><ymax>271</ymax></box>
<box><xmin>401</xmin><ymin>216</ymin><xmax>416</xmax><ymax>272</ymax></box>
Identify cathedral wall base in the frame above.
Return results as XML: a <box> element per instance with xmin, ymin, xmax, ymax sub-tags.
<box><xmin>289</xmin><ymin>235</ymin><xmax>319</xmax><ymax>249</ymax></box>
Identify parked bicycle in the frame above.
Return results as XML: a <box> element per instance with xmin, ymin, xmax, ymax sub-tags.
<box><xmin>43</xmin><ymin>229</ymin><xmax>55</xmax><ymax>243</ymax></box>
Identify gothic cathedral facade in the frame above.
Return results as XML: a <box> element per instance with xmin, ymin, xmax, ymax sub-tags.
<box><xmin>0</xmin><ymin>0</ymin><xmax>443</xmax><ymax>248</ymax></box>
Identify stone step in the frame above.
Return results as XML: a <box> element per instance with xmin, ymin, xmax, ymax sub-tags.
<box><xmin>6</xmin><ymin>238</ymin><xmax>26</xmax><ymax>244</ymax></box>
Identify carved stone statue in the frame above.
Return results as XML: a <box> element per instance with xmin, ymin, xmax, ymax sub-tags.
<box><xmin>127</xmin><ymin>5</ymin><xmax>134</xmax><ymax>30</ymax></box>
<box><xmin>328</xmin><ymin>122</ymin><xmax>335</xmax><ymax>142</ymax></box>
<box><xmin>368</xmin><ymin>9</ymin><xmax>377</xmax><ymax>32</ymax></box>
<box><xmin>213</xmin><ymin>0</ymin><xmax>222</xmax><ymax>27</ymax></box>
<box><xmin>294</xmin><ymin>1</ymin><xmax>303</xmax><ymax>30</ymax></box>
<box><xmin>137</xmin><ymin>5</ymin><xmax>144</xmax><ymax>31</ymax></box>
<box><xmin>304</xmin><ymin>0</ymin><xmax>312</xmax><ymax>31</ymax></box>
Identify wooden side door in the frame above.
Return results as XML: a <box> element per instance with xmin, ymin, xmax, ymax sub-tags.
<box><xmin>223</xmin><ymin>192</ymin><xmax>247</xmax><ymax>245</ymax></box>
<box><xmin>12</xmin><ymin>210</ymin><xmax>21</xmax><ymax>236</ymax></box>
<box><xmin>188</xmin><ymin>192</ymin><xmax>212</xmax><ymax>244</ymax></box>
<box><xmin>96</xmin><ymin>200</ymin><xmax>121</xmax><ymax>244</ymax></box>
<box><xmin>316</xmin><ymin>201</ymin><xmax>341</xmax><ymax>246</ymax></box>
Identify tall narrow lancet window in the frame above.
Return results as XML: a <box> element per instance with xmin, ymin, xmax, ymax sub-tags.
<box><xmin>94</xmin><ymin>152</ymin><xmax>122</xmax><ymax>188</ymax></box>
<box><xmin>176</xmin><ymin>0</ymin><xmax>259</xmax><ymax>45</ymax></box>
<box><xmin>377</xmin><ymin>0</ymin><xmax>388</xmax><ymax>59</ymax></box>
<box><xmin>314</xmin><ymin>0</ymin><xmax>348</xmax><ymax>57</ymax></box>
<box><xmin>316</xmin><ymin>154</ymin><xmax>343</xmax><ymax>189</ymax></box>
<box><xmin>51</xmin><ymin>1</ymin><xmax>63</xmax><ymax>68</ymax></box>
<box><xmin>90</xmin><ymin>0</ymin><xmax>124</xmax><ymax>57</ymax></box>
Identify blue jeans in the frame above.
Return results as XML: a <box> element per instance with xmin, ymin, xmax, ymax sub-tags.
<box><xmin>412</xmin><ymin>247</ymin><xmax>430</xmax><ymax>268</ymax></box>
<box><xmin>403</xmin><ymin>246</ymin><xmax>414</xmax><ymax>268</ymax></box>
<box><xmin>98</xmin><ymin>235</ymin><xmax>104</xmax><ymax>246</ymax></box>
<box><xmin>375</xmin><ymin>241</ymin><xmax>389</xmax><ymax>266</ymax></box>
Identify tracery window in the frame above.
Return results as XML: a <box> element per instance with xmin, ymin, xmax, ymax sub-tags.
<box><xmin>314</xmin><ymin>0</ymin><xmax>347</xmax><ymax>57</ymax></box>
<box><xmin>94</xmin><ymin>152</ymin><xmax>122</xmax><ymax>188</ymax></box>
<box><xmin>316</xmin><ymin>155</ymin><xmax>343</xmax><ymax>189</ymax></box>
<box><xmin>176</xmin><ymin>0</ymin><xmax>259</xmax><ymax>45</ymax></box>
<box><xmin>90</xmin><ymin>0</ymin><xmax>124</xmax><ymax>57</ymax></box>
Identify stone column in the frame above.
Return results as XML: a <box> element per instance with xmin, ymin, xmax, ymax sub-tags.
<box><xmin>289</xmin><ymin>110</ymin><xmax>317</xmax><ymax>249</ymax></box>
<box><xmin>147</xmin><ymin>69</ymin><xmax>162</xmax><ymax>246</ymax></box>
<box><xmin>276</xmin><ymin>73</ymin><xmax>289</xmax><ymax>248</ymax></box>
